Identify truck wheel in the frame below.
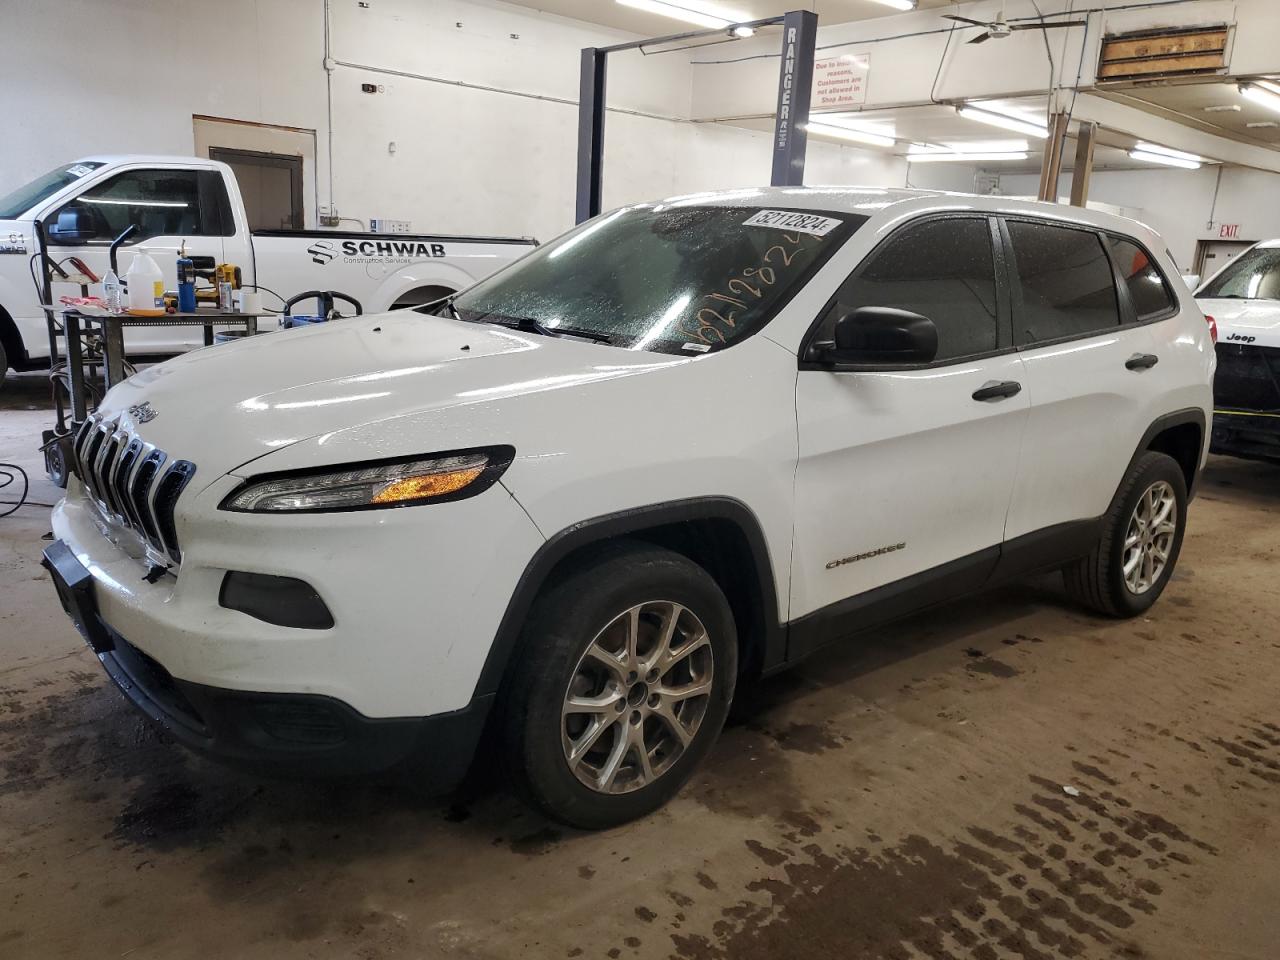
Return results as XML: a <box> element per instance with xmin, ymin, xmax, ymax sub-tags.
<box><xmin>502</xmin><ymin>542</ymin><xmax>737</xmax><ymax>829</ymax></box>
<box><xmin>1063</xmin><ymin>451</ymin><xmax>1187</xmax><ymax>618</ymax></box>
<box><xmin>0</xmin><ymin>339</ymin><xmax>8</xmax><ymax>389</ymax></box>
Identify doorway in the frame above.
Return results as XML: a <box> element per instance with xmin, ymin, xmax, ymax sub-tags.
<box><xmin>193</xmin><ymin>115</ymin><xmax>317</xmax><ymax>230</ymax></box>
<box><xmin>1195</xmin><ymin>239</ymin><xmax>1254</xmax><ymax>281</ymax></box>
<box><xmin>209</xmin><ymin>147</ymin><xmax>304</xmax><ymax>231</ymax></box>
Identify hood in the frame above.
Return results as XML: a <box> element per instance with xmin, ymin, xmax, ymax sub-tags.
<box><xmin>1196</xmin><ymin>298</ymin><xmax>1280</xmax><ymax>349</ymax></box>
<box><xmin>97</xmin><ymin>312</ymin><xmax>683</xmax><ymax>483</ymax></box>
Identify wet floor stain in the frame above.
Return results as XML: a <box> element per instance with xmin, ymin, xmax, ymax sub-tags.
<box><xmin>662</xmin><ymin>770</ymin><xmax>1220</xmax><ymax>960</ymax></box>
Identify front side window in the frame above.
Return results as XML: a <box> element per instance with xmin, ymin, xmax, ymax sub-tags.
<box><xmin>448</xmin><ymin>205</ymin><xmax>865</xmax><ymax>355</ymax></box>
<box><xmin>47</xmin><ymin>168</ymin><xmax>232</xmax><ymax>244</ymax></box>
<box><xmin>814</xmin><ymin>216</ymin><xmax>999</xmax><ymax>363</ymax></box>
<box><xmin>1008</xmin><ymin>220</ymin><xmax>1120</xmax><ymax>345</ymax></box>
<box><xmin>1108</xmin><ymin>236</ymin><xmax>1175</xmax><ymax>319</ymax></box>
<box><xmin>0</xmin><ymin>162</ymin><xmax>105</xmax><ymax>219</ymax></box>
<box><xmin>1198</xmin><ymin>245</ymin><xmax>1280</xmax><ymax>301</ymax></box>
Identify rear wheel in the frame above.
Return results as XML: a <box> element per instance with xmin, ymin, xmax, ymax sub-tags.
<box><xmin>1064</xmin><ymin>451</ymin><xmax>1187</xmax><ymax>617</ymax></box>
<box><xmin>502</xmin><ymin>543</ymin><xmax>736</xmax><ymax>829</ymax></box>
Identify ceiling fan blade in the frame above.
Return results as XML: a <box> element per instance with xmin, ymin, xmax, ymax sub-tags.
<box><xmin>1012</xmin><ymin>20</ymin><xmax>1089</xmax><ymax>30</ymax></box>
<box><xmin>968</xmin><ymin>32</ymin><xmax>993</xmax><ymax>44</ymax></box>
<box><xmin>942</xmin><ymin>15</ymin><xmax>991</xmax><ymax>27</ymax></box>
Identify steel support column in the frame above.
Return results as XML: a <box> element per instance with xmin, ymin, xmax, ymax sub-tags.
<box><xmin>1037</xmin><ymin>112</ymin><xmax>1071</xmax><ymax>203</ymax></box>
<box><xmin>770</xmin><ymin>9</ymin><xmax>818</xmax><ymax>187</ymax></box>
<box><xmin>1069</xmin><ymin>121</ymin><xmax>1098</xmax><ymax>208</ymax></box>
<box><xmin>575</xmin><ymin>47</ymin><xmax>608</xmax><ymax>224</ymax></box>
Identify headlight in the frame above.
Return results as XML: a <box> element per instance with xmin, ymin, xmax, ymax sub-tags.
<box><xmin>220</xmin><ymin>446</ymin><xmax>515</xmax><ymax>513</ymax></box>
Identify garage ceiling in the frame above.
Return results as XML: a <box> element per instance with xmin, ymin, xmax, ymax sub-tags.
<box><xmin>503</xmin><ymin>0</ymin><xmax>956</xmax><ymax>36</ymax></box>
<box><xmin>1096</xmin><ymin>79</ymin><xmax>1280</xmax><ymax>151</ymax></box>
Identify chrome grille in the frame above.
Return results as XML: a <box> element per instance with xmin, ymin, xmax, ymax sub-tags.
<box><xmin>72</xmin><ymin>414</ymin><xmax>196</xmax><ymax>565</ymax></box>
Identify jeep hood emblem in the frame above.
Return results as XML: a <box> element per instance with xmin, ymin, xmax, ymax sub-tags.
<box><xmin>129</xmin><ymin>401</ymin><xmax>159</xmax><ymax>423</ymax></box>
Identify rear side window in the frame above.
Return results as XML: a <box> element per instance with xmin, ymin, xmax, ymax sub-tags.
<box><xmin>816</xmin><ymin>217</ymin><xmax>999</xmax><ymax>362</ymax></box>
<box><xmin>48</xmin><ymin>168</ymin><xmax>233</xmax><ymax>244</ymax></box>
<box><xmin>1007</xmin><ymin>220</ymin><xmax>1120</xmax><ymax>346</ymax></box>
<box><xmin>1108</xmin><ymin>236</ymin><xmax>1175</xmax><ymax>319</ymax></box>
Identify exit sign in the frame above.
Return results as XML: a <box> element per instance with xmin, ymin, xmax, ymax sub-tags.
<box><xmin>1220</xmin><ymin>223</ymin><xmax>1241</xmax><ymax>238</ymax></box>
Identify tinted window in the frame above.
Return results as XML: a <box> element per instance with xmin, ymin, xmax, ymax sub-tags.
<box><xmin>1008</xmin><ymin>221</ymin><xmax>1120</xmax><ymax>345</ymax></box>
<box><xmin>451</xmin><ymin>205</ymin><xmax>864</xmax><ymax>355</ymax></box>
<box><xmin>48</xmin><ymin>168</ymin><xmax>232</xmax><ymax>244</ymax></box>
<box><xmin>816</xmin><ymin>217</ymin><xmax>998</xmax><ymax>362</ymax></box>
<box><xmin>1108</xmin><ymin>236</ymin><xmax>1175</xmax><ymax>319</ymax></box>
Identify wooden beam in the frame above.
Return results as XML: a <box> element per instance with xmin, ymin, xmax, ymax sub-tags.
<box><xmin>1038</xmin><ymin>112</ymin><xmax>1071</xmax><ymax>203</ymax></box>
<box><xmin>1070</xmin><ymin>122</ymin><xmax>1097</xmax><ymax>208</ymax></box>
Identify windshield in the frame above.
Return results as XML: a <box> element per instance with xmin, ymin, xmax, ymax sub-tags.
<box><xmin>1199</xmin><ymin>245</ymin><xmax>1280</xmax><ymax>301</ymax></box>
<box><xmin>449</xmin><ymin>204</ymin><xmax>864</xmax><ymax>354</ymax></box>
<box><xmin>0</xmin><ymin>162</ymin><xmax>105</xmax><ymax>219</ymax></box>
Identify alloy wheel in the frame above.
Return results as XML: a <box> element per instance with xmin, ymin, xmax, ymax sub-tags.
<box><xmin>1122</xmin><ymin>480</ymin><xmax>1178</xmax><ymax>595</ymax></box>
<box><xmin>561</xmin><ymin>601</ymin><xmax>714</xmax><ymax>795</ymax></box>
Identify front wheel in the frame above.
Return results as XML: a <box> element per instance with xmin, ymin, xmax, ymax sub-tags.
<box><xmin>502</xmin><ymin>543</ymin><xmax>737</xmax><ymax>829</ymax></box>
<box><xmin>1064</xmin><ymin>450</ymin><xmax>1188</xmax><ymax>617</ymax></box>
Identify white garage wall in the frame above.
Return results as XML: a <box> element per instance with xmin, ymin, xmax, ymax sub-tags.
<box><xmin>992</xmin><ymin>167</ymin><xmax>1280</xmax><ymax>270</ymax></box>
<box><xmin>0</xmin><ymin>0</ymin><xmax>907</xmax><ymax>243</ymax></box>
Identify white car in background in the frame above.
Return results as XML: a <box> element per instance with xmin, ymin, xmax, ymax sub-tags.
<box><xmin>0</xmin><ymin>156</ymin><xmax>536</xmax><ymax>382</ymax></box>
<box><xmin>44</xmin><ymin>188</ymin><xmax>1214</xmax><ymax>828</ymax></box>
<box><xmin>1195</xmin><ymin>240</ymin><xmax>1280</xmax><ymax>462</ymax></box>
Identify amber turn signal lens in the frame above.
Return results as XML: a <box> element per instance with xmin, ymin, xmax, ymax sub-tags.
<box><xmin>370</xmin><ymin>466</ymin><xmax>485</xmax><ymax>504</ymax></box>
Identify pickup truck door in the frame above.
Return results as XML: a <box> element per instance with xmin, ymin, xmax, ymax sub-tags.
<box><xmin>790</xmin><ymin>215</ymin><xmax>1028</xmax><ymax>658</ymax></box>
<box><xmin>43</xmin><ymin>166</ymin><xmax>231</xmax><ymax>354</ymax></box>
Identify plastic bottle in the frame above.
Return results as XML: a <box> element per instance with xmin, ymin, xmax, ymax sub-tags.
<box><xmin>125</xmin><ymin>248</ymin><xmax>165</xmax><ymax>312</ymax></box>
<box><xmin>101</xmin><ymin>268</ymin><xmax>122</xmax><ymax>313</ymax></box>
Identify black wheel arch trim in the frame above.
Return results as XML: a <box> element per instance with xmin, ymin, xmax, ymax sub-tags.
<box><xmin>1129</xmin><ymin>407</ymin><xmax>1208</xmax><ymax>500</ymax></box>
<box><xmin>473</xmin><ymin>496</ymin><xmax>785</xmax><ymax>699</ymax></box>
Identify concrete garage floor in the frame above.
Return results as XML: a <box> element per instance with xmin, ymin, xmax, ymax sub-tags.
<box><xmin>2</xmin><ymin>373</ymin><xmax>1279</xmax><ymax>960</ymax></box>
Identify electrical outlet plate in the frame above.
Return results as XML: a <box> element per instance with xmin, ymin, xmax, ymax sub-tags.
<box><xmin>370</xmin><ymin>219</ymin><xmax>412</xmax><ymax>234</ymax></box>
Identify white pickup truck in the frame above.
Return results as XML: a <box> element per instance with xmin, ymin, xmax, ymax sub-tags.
<box><xmin>0</xmin><ymin>155</ymin><xmax>536</xmax><ymax>382</ymax></box>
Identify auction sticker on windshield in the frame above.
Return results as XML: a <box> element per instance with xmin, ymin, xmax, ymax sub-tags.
<box><xmin>742</xmin><ymin>210</ymin><xmax>844</xmax><ymax>237</ymax></box>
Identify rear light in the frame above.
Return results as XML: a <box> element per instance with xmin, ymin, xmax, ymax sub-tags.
<box><xmin>1204</xmin><ymin>314</ymin><xmax>1218</xmax><ymax>343</ymax></box>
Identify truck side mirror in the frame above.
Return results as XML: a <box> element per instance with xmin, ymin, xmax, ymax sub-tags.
<box><xmin>811</xmin><ymin>306</ymin><xmax>938</xmax><ymax>365</ymax></box>
<box><xmin>48</xmin><ymin>207</ymin><xmax>99</xmax><ymax>244</ymax></box>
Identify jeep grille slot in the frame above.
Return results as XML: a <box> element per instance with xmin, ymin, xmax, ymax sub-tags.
<box><xmin>72</xmin><ymin>414</ymin><xmax>195</xmax><ymax>564</ymax></box>
<box><xmin>153</xmin><ymin>461</ymin><xmax>197</xmax><ymax>564</ymax></box>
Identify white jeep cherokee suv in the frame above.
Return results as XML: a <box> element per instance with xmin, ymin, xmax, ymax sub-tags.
<box><xmin>45</xmin><ymin>188</ymin><xmax>1215</xmax><ymax>828</ymax></box>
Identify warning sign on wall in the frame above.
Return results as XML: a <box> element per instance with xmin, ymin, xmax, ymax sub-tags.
<box><xmin>813</xmin><ymin>54</ymin><xmax>870</xmax><ymax>110</ymax></box>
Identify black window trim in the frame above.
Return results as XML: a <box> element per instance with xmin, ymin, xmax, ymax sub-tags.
<box><xmin>1102</xmin><ymin>231</ymin><xmax>1180</xmax><ymax>326</ymax></box>
<box><xmin>1000</xmin><ymin>215</ymin><xmax>1179</xmax><ymax>353</ymax></box>
<box><xmin>798</xmin><ymin>211</ymin><xmax>1015</xmax><ymax>373</ymax></box>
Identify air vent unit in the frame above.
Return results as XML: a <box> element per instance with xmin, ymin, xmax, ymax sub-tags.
<box><xmin>1098</xmin><ymin>25</ymin><xmax>1229</xmax><ymax>82</ymax></box>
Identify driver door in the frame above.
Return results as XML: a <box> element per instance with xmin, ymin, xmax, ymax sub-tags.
<box><xmin>45</xmin><ymin>166</ymin><xmax>231</xmax><ymax>354</ymax></box>
<box><xmin>790</xmin><ymin>215</ymin><xmax>1029</xmax><ymax>657</ymax></box>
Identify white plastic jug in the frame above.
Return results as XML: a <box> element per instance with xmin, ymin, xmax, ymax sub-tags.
<box><xmin>125</xmin><ymin>248</ymin><xmax>165</xmax><ymax>311</ymax></box>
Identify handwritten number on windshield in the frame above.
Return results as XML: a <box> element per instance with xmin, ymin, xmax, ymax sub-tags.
<box><xmin>680</xmin><ymin>231</ymin><xmax>807</xmax><ymax>344</ymax></box>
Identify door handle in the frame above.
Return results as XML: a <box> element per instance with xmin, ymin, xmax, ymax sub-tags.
<box><xmin>971</xmin><ymin>380</ymin><xmax>1022</xmax><ymax>402</ymax></box>
<box><xmin>1125</xmin><ymin>353</ymin><xmax>1159</xmax><ymax>371</ymax></box>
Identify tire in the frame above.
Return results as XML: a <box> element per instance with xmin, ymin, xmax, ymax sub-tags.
<box><xmin>1063</xmin><ymin>450</ymin><xmax>1187</xmax><ymax>618</ymax></box>
<box><xmin>501</xmin><ymin>542</ymin><xmax>737</xmax><ymax>829</ymax></box>
<box><xmin>0</xmin><ymin>339</ymin><xmax>8</xmax><ymax>389</ymax></box>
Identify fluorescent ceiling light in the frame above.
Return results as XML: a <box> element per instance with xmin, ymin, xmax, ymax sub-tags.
<box><xmin>957</xmin><ymin>105</ymin><xmax>1049</xmax><ymax>139</ymax></box>
<box><xmin>1133</xmin><ymin>142</ymin><xmax>1204</xmax><ymax>164</ymax></box>
<box><xmin>805</xmin><ymin>121</ymin><xmax>896</xmax><ymax>148</ymax></box>
<box><xmin>908</xmin><ymin>151</ymin><xmax>1029</xmax><ymax>163</ymax></box>
<box><xmin>867</xmin><ymin>0</ymin><xmax>917</xmax><ymax>9</ymax></box>
<box><xmin>616</xmin><ymin>0</ymin><xmax>751</xmax><ymax>29</ymax></box>
<box><xmin>1240</xmin><ymin>82</ymin><xmax>1280</xmax><ymax>115</ymax></box>
<box><xmin>1128</xmin><ymin>150</ymin><xmax>1201</xmax><ymax>170</ymax></box>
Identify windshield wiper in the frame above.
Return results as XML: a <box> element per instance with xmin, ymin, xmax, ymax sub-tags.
<box><xmin>492</xmin><ymin>315</ymin><xmax>614</xmax><ymax>344</ymax></box>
